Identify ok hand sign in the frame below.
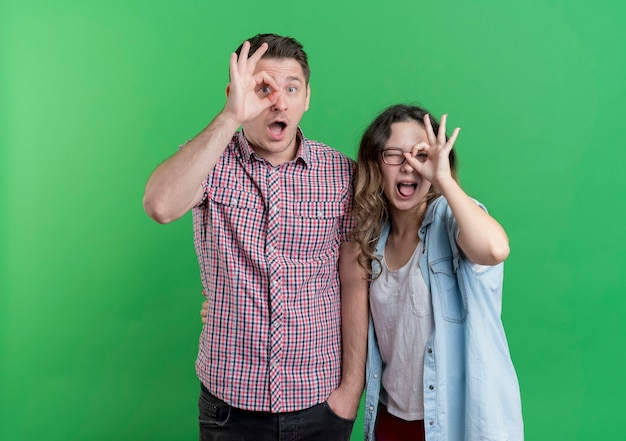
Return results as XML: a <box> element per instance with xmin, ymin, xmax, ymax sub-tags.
<box><xmin>404</xmin><ymin>113</ymin><xmax>460</xmax><ymax>191</ymax></box>
<box><xmin>222</xmin><ymin>41</ymin><xmax>280</xmax><ymax>126</ymax></box>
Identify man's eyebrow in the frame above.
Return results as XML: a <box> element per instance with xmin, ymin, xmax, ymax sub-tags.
<box><xmin>260</xmin><ymin>75</ymin><xmax>303</xmax><ymax>85</ymax></box>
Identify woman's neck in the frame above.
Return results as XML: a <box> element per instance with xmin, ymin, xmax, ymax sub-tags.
<box><xmin>385</xmin><ymin>210</ymin><xmax>423</xmax><ymax>271</ymax></box>
<box><xmin>388</xmin><ymin>204</ymin><xmax>426</xmax><ymax>239</ymax></box>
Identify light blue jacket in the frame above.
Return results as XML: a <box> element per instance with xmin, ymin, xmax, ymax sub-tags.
<box><xmin>364</xmin><ymin>196</ymin><xmax>523</xmax><ymax>441</ymax></box>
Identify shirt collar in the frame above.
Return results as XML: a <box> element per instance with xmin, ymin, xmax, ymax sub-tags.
<box><xmin>422</xmin><ymin>197</ymin><xmax>439</xmax><ymax>228</ymax></box>
<box><xmin>236</xmin><ymin>128</ymin><xmax>310</xmax><ymax>167</ymax></box>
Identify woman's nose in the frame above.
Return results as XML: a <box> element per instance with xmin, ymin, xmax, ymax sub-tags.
<box><xmin>400</xmin><ymin>157</ymin><xmax>414</xmax><ymax>173</ymax></box>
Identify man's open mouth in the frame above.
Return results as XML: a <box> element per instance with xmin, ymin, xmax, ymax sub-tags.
<box><xmin>269</xmin><ymin>121</ymin><xmax>286</xmax><ymax>135</ymax></box>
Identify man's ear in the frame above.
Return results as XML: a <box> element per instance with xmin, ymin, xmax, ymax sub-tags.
<box><xmin>305</xmin><ymin>83</ymin><xmax>311</xmax><ymax>111</ymax></box>
<box><xmin>225</xmin><ymin>84</ymin><xmax>230</xmax><ymax>97</ymax></box>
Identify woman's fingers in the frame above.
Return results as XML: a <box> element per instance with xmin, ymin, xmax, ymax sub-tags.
<box><xmin>437</xmin><ymin>114</ymin><xmax>448</xmax><ymax>146</ymax></box>
<box><xmin>424</xmin><ymin>113</ymin><xmax>437</xmax><ymax>144</ymax></box>
<box><xmin>446</xmin><ymin>127</ymin><xmax>461</xmax><ymax>152</ymax></box>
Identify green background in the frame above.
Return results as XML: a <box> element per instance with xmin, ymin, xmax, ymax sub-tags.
<box><xmin>2</xmin><ymin>0</ymin><xmax>625</xmax><ymax>439</ymax></box>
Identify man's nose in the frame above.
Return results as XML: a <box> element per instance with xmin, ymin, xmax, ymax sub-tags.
<box><xmin>272</xmin><ymin>91</ymin><xmax>287</xmax><ymax>111</ymax></box>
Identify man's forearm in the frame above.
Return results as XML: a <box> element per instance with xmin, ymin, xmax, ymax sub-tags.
<box><xmin>337</xmin><ymin>241</ymin><xmax>369</xmax><ymax>410</ymax></box>
<box><xmin>143</xmin><ymin>112</ymin><xmax>240</xmax><ymax>223</ymax></box>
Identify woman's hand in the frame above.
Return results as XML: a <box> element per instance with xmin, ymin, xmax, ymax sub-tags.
<box><xmin>404</xmin><ymin>113</ymin><xmax>460</xmax><ymax>192</ymax></box>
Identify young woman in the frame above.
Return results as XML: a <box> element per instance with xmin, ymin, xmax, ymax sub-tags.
<box><xmin>352</xmin><ymin>104</ymin><xmax>523</xmax><ymax>441</ymax></box>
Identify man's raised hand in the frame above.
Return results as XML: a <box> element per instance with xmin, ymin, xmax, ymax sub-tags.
<box><xmin>222</xmin><ymin>41</ymin><xmax>280</xmax><ymax>126</ymax></box>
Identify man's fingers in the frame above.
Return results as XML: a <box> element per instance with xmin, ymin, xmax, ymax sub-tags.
<box><xmin>237</xmin><ymin>41</ymin><xmax>268</xmax><ymax>80</ymax></box>
<box><xmin>253</xmin><ymin>71</ymin><xmax>279</xmax><ymax>90</ymax></box>
<box><xmin>229</xmin><ymin>52</ymin><xmax>239</xmax><ymax>83</ymax></box>
<box><xmin>237</xmin><ymin>41</ymin><xmax>251</xmax><ymax>70</ymax></box>
<box><xmin>247</xmin><ymin>42</ymin><xmax>269</xmax><ymax>66</ymax></box>
<box><xmin>252</xmin><ymin>72</ymin><xmax>281</xmax><ymax>107</ymax></box>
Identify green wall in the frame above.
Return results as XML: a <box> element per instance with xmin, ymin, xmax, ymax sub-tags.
<box><xmin>2</xmin><ymin>0</ymin><xmax>625</xmax><ymax>439</ymax></box>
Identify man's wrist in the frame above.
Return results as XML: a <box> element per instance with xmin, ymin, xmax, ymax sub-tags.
<box><xmin>216</xmin><ymin>110</ymin><xmax>242</xmax><ymax>132</ymax></box>
<box><xmin>337</xmin><ymin>380</ymin><xmax>364</xmax><ymax>403</ymax></box>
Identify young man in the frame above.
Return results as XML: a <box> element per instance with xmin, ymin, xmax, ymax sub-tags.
<box><xmin>143</xmin><ymin>34</ymin><xmax>368</xmax><ymax>441</ymax></box>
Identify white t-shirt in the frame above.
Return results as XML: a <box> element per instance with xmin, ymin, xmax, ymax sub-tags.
<box><xmin>369</xmin><ymin>240</ymin><xmax>434</xmax><ymax>421</ymax></box>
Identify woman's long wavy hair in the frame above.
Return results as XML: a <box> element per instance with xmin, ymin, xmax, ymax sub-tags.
<box><xmin>351</xmin><ymin>104</ymin><xmax>458</xmax><ymax>278</ymax></box>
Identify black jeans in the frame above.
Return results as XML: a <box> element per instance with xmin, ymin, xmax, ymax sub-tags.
<box><xmin>198</xmin><ymin>384</ymin><xmax>355</xmax><ymax>441</ymax></box>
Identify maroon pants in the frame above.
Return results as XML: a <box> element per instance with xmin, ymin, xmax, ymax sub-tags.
<box><xmin>374</xmin><ymin>404</ymin><xmax>425</xmax><ymax>441</ymax></box>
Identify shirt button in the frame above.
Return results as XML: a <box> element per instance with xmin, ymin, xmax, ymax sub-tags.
<box><xmin>373</xmin><ymin>373</ymin><xmax>379</xmax><ymax>379</ymax></box>
<box><xmin>369</xmin><ymin>406</ymin><xmax>375</xmax><ymax>411</ymax></box>
<box><xmin>429</xmin><ymin>385</ymin><xmax>435</xmax><ymax>390</ymax></box>
<box><xmin>317</xmin><ymin>210</ymin><xmax>323</xmax><ymax>217</ymax></box>
<box><xmin>429</xmin><ymin>421</ymin><xmax>435</xmax><ymax>426</ymax></box>
<box><xmin>427</xmin><ymin>348</ymin><xmax>433</xmax><ymax>353</ymax></box>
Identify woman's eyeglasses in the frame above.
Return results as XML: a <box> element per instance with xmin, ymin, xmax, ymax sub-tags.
<box><xmin>381</xmin><ymin>148</ymin><xmax>407</xmax><ymax>165</ymax></box>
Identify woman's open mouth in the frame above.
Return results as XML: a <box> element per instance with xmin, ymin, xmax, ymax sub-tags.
<box><xmin>397</xmin><ymin>182</ymin><xmax>417</xmax><ymax>197</ymax></box>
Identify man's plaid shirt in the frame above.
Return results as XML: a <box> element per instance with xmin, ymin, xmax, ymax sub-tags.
<box><xmin>193</xmin><ymin>129</ymin><xmax>356</xmax><ymax>413</ymax></box>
